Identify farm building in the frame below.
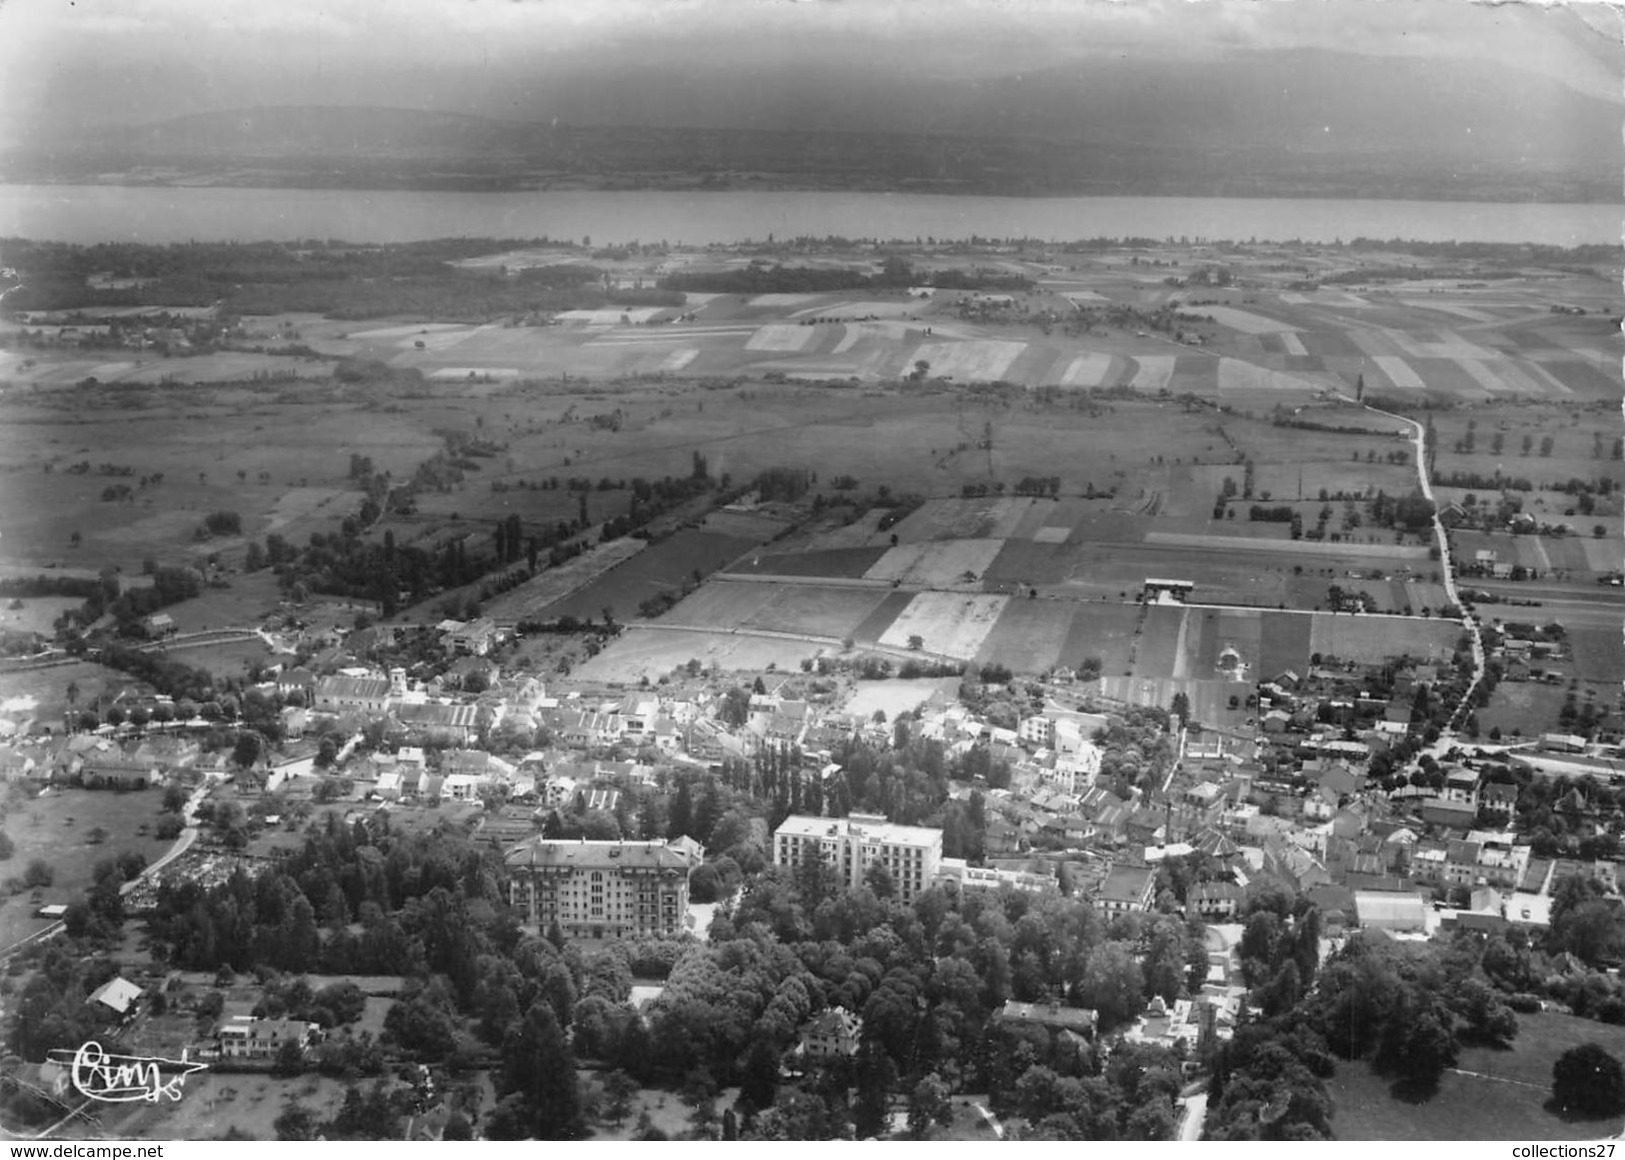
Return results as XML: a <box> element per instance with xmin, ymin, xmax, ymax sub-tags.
<box><xmin>1143</xmin><ymin>578</ymin><xmax>1194</xmax><ymax>604</ymax></box>
<box><xmin>1540</xmin><ymin>733</ymin><xmax>1588</xmax><ymax>753</ymax></box>
<box><xmin>88</xmin><ymin>976</ymin><xmax>143</xmax><ymax>1017</ymax></box>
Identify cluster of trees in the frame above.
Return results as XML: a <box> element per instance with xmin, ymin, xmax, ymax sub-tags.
<box><xmin>572</xmin><ymin>864</ymin><xmax>1203</xmax><ymax>1140</ymax></box>
<box><xmin>657</xmin><ymin>257</ymin><xmax>1030</xmax><ymax>296</ymax></box>
<box><xmin>1</xmin><ymin>238</ymin><xmax>677</xmax><ymax>321</ymax></box>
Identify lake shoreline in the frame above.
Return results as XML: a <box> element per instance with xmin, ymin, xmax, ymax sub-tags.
<box><xmin>1</xmin><ymin>184</ymin><xmax>1616</xmax><ymax>248</ymax></box>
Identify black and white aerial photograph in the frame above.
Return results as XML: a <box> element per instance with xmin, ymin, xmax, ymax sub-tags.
<box><xmin>0</xmin><ymin>0</ymin><xmax>1621</xmax><ymax>1145</ymax></box>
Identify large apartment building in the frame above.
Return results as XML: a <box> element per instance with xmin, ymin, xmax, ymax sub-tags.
<box><xmin>772</xmin><ymin>813</ymin><xmax>942</xmax><ymax>903</ymax></box>
<box><xmin>505</xmin><ymin>838</ymin><xmax>698</xmax><ymax>939</ymax></box>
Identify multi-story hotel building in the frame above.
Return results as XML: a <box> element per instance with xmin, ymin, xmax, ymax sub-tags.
<box><xmin>505</xmin><ymin>838</ymin><xmax>698</xmax><ymax>939</ymax></box>
<box><xmin>772</xmin><ymin>813</ymin><xmax>942</xmax><ymax>903</ymax></box>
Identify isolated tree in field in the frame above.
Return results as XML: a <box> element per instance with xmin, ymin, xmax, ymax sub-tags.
<box><xmin>1552</xmin><ymin>1043</ymin><xmax>1625</xmax><ymax>1117</ymax></box>
<box><xmin>23</xmin><ymin>858</ymin><xmax>53</xmax><ymax>888</ymax></box>
<box><xmin>1170</xmin><ymin>691</ymin><xmax>1191</xmax><ymax>725</ymax></box>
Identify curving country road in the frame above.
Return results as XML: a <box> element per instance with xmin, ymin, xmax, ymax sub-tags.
<box><xmin>1353</xmin><ymin>398</ymin><xmax>1487</xmax><ymax>752</ymax></box>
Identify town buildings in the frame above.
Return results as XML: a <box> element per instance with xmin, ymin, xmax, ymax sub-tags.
<box><xmin>772</xmin><ymin>813</ymin><xmax>942</xmax><ymax>903</ymax></box>
<box><xmin>504</xmin><ymin>837</ymin><xmax>700</xmax><ymax>938</ymax></box>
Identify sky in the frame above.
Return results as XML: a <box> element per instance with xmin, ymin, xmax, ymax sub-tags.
<box><xmin>0</xmin><ymin>0</ymin><xmax>1619</xmax><ymax>139</ymax></box>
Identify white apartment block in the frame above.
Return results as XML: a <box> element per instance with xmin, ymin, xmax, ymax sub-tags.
<box><xmin>773</xmin><ymin>813</ymin><xmax>942</xmax><ymax>902</ymax></box>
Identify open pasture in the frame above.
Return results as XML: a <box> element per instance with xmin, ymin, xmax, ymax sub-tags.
<box><xmin>573</xmin><ymin>625</ymin><xmax>825</xmax><ymax>683</ymax></box>
<box><xmin>1327</xmin><ymin>1011</ymin><xmax>1625</xmax><ymax>1141</ymax></box>
<box><xmin>0</xmin><ymin>594</ymin><xmax>79</xmax><ymax>636</ymax></box>
<box><xmin>864</xmin><ymin>538</ymin><xmax>1006</xmax><ymax>587</ymax></box>
<box><xmin>533</xmin><ymin>527</ymin><xmax>762</xmax><ymax>622</ymax></box>
<box><xmin>481</xmin><ymin>538</ymin><xmax>647</xmax><ymax>621</ymax></box>
<box><xmin>1307</xmin><ymin>612</ymin><xmax>1463</xmax><ymax>664</ymax></box>
<box><xmin>910</xmin><ymin>339</ymin><xmax>1027</xmax><ymax>382</ymax></box>
<box><xmin>841</xmin><ymin>678</ymin><xmax>962</xmax><ymax>720</ymax></box>
<box><xmin>0</xmin><ymin>787</ymin><xmax>172</xmax><ymax>950</ymax></box>
<box><xmin>877</xmin><ymin>591</ymin><xmax>1009</xmax><ymax>659</ymax></box>
<box><xmin>1196</xmin><ymin>305</ymin><xmax>1299</xmax><ymax>334</ymax></box>
<box><xmin>1569</xmin><ymin>623</ymin><xmax>1625</xmax><ymax>684</ymax></box>
<box><xmin>1475</xmin><ymin>681</ymin><xmax>1572</xmax><ymax>738</ymax></box>
<box><xmin>726</xmin><ymin>545</ymin><xmax>890</xmax><ymax>579</ymax></box>
<box><xmin>0</xmin><ymin>660</ymin><xmax>144</xmax><ymax>730</ymax></box>
<box><xmin>887</xmin><ymin>496</ymin><xmax>1038</xmax><ymax>543</ymax></box>
<box><xmin>1425</xmin><ymin>404</ymin><xmax>1625</xmax><ymax>490</ymax></box>
<box><xmin>93</xmin><ymin>1071</ymin><xmax>359</xmax><ymax>1143</ymax></box>
<box><xmin>1099</xmin><ymin>675</ymin><xmax>1251</xmax><ymax>728</ymax></box>
<box><xmin>735</xmin><ymin>582</ymin><xmax>896</xmax><ymax>640</ymax></box>
<box><xmin>1134</xmin><ymin>605</ymin><xmax>1264</xmax><ymax>682</ymax></box>
<box><xmin>971</xmin><ymin>598</ymin><xmax>1074</xmax><ymax>673</ymax></box>
<box><xmin>849</xmin><ymin>590</ymin><xmax>916</xmax><ymax>644</ymax></box>
<box><xmin>0</xmin><ymin>392</ymin><xmax>438</xmax><ymax>573</ymax></box>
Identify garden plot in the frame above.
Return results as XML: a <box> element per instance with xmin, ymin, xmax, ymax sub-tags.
<box><xmin>864</xmin><ymin>538</ymin><xmax>1007</xmax><ymax>587</ymax></box>
<box><xmin>911</xmin><ymin>340</ymin><xmax>1026</xmax><ymax>382</ymax></box>
<box><xmin>746</xmin><ymin>325</ymin><xmax>818</xmax><ymax>352</ymax></box>
<box><xmin>878</xmin><ymin>591</ymin><xmax>1010</xmax><ymax>659</ymax></box>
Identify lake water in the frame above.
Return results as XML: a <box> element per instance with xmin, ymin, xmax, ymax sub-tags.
<box><xmin>0</xmin><ymin>184</ymin><xmax>1617</xmax><ymax>247</ymax></box>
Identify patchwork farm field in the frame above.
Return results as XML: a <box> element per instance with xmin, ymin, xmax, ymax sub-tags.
<box><xmin>534</xmin><ymin>526</ymin><xmax>767</xmax><ymax>622</ymax></box>
<box><xmin>571</xmin><ymin>625</ymin><xmax>826</xmax><ymax>682</ymax></box>
<box><xmin>5</xmin><ymin>239</ymin><xmax>1612</xmax><ymax>696</ymax></box>
<box><xmin>877</xmin><ymin>592</ymin><xmax>1010</xmax><ymax>659</ymax></box>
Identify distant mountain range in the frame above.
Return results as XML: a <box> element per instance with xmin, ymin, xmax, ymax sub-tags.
<box><xmin>5</xmin><ymin>49</ymin><xmax>1616</xmax><ymax>200</ymax></box>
